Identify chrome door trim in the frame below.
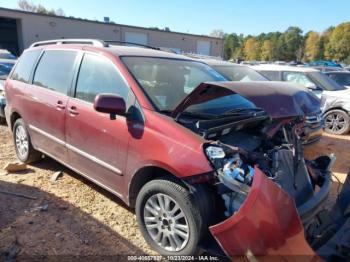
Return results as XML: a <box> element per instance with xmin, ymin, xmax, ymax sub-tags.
<box><xmin>66</xmin><ymin>143</ymin><xmax>122</xmax><ymax>175</ymax></box>
<box><xmin>29</xmin><ymin>124</ymin><xmax>122</xmax><ymax>175</ymax></box>
<box><xmin>29</xmin><ymin>124</ymin><xmax>65</xmax><ymax>146</ymax></box>
<box><xmin>35</xmin><ymin>147</ymin><xmax>123</xmax><ymax>199</ymax></box>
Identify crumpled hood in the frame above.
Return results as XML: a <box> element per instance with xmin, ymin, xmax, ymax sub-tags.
<box><xmin>171</xmin><ymin>81</ymin><xmax>321</xmax><ymax>119</ymax></box>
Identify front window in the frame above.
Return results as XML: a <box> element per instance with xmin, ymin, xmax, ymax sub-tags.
<box><xmin>122</xmin><ymin>57</ymin><xmax>226</xmax><ymax>111</ymax></box>
<box><xmin>212</xmin><ymin>65</ymin><xmax>268</xmax><ymax>82</ymax></box>
<box><xmin>308</xmin><ymin>72</ymin><xmax>346</xmax><ymax>91</ymax></box>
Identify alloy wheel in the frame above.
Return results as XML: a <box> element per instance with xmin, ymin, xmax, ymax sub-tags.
<box><xmin>143</xmin><ymin>193</ymin><xmax>190</xmax><ymax>252</ymax></box>
<box><xmin>15</xmin><ymin>125</ymin><xmax>29</xmax><ymax>159</ymax></box>
<box><xmin>325</xmin><ymin>112</ymin><xmax>346</xmax><ymax>134</ymax></box>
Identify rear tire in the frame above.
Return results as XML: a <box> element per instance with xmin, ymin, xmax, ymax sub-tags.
<box><xmin>13</xmin><ymin>118</ymin><xmax>42</xmax><ymax>163</ymax></box>
<box><xmin>136</xmin><ymin>178</ymin><xmax>205</xmax><ymax>256</ymax></box>
<box><xmin>324</xmin><ymin>109</ymin><xmax>350</xmax><ymax>135</ymax></box>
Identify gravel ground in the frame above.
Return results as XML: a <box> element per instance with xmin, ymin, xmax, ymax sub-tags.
<box><xmin>0</xmin><ymin>122</ymin><xmax>349</xmax><ymax>259</ymax></box>
<box><xmin>0</xmin><ymin>122</ymin><xmax>155</xmax><ymax>259</ymax></box>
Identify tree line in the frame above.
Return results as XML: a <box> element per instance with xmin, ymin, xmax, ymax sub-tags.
<box><xmin>221</xmin><ymin>23</ymin><xmax>350</xmax><ymax>63</ymax></box>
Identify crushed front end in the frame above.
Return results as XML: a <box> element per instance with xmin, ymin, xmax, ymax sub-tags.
<box><xmin>201</xmin><ymin>118</ymin><xmax>349</xmax><ymax>260</ymax></box>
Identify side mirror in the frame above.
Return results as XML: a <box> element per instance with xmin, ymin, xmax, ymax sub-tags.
<box><xmin>94</xmin><ymin>94</ymin><xmax>126</xmax><ymax>117</ymax></box>
<box><xmin>306</xmin><ymin>83</ymin><xmax>322</xmax><ymax>91</ymax></box>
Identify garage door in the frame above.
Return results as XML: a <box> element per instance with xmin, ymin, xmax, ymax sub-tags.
<box><xmin>125</xmin><ymin>32</ymin><xmax>148</xmax><ymax>45</ymax></box>
<box><xmin>197</xmin><ymin>41</ymin><xmax>211</xmax><ymax>55</ymax></box>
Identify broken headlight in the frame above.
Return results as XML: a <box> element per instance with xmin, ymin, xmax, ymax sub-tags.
<box><xmin>205</xmin><ymin>143</ymin><xmax>255</xmax><ymax>217</ymax></box>
<box><xmin>205</xmin><ymin>144</ymin><xmax>254</xmax><ymax>186</ymax></box>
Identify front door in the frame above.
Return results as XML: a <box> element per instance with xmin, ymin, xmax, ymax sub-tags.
<box><xmin>65</xmin><ymin>53</ymin><xmax>131</xmax><ymax>195</ymax></box>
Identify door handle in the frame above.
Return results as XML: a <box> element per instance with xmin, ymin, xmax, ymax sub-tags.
<box><xmin>69</xmin><ymin>106</ymin><xmax>79</xmax><ymax>116</ymax></box>
<box><xmin>56</xmin><ymin>100</ymin><xmax>65</xmax><ymax>110</ymax></box>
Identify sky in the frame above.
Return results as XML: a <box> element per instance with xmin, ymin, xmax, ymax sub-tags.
<box><xmin>1</xmin><ymin>0</ymin><xmax>349</xmax><ymax>36</ymax></box>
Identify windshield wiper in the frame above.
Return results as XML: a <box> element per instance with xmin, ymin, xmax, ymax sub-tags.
<box><xmin>222</xmin><ymin>107</ymin><xmax>265</xmax><ymax>116</ymax></box>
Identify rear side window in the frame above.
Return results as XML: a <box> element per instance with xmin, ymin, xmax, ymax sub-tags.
<box><xmin>259</xmin><ymin>70</ymin><xmax>280</xmax><ymax>81</ymax></box>
<box><xmin>11</xmin><ymin>50</ymin><xmax>41</xmax><ymax>83</ymax></box>
<box><xmin>75</xmin><ymin>54</ymin><xmax>129</xmax><ymax>103</ymax></box>
<box><xmin>33</xmin><ymin>50</ymin><xmax>77</xmax><ymax>95</ymax></box>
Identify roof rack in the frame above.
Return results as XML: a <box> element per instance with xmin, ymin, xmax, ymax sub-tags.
<box><xmin>104</xmin><ymin>40</ymin><xmax>160</xmax><ymax>50</ymax></box>
<box><xmin>29</xmin><ymin>39</ymin><xmax>108</xmax><ymax>48</ymax></box>
<box><xmin>183</xmin><ymin>53</ymin><xmax>223</xmax><ymax>61</ymax></box>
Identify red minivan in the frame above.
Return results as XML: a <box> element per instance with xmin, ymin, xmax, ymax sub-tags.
<box><xmin>4</xmin><ymin>39</ymin><xmax>350</xmax><ymax>260</ymax></box>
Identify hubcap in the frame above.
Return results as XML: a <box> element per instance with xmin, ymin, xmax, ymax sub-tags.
<box><xmin>325</xmin><ymin>113</ymin><xmax>346</xmax><ymax>133</ymax></box>
<box><xmin>15</xmin><ymin>125</ymin><xmax>29</xmax><ymax>158</ymax></box>
<box><xmin>144</xmin><ymin>193</ymin><xmax>189</xmax><ymax>252</ymax></box>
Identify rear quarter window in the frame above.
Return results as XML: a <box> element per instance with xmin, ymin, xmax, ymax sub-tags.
<box><xmin>33</xmin><ymin>50</ymin><xmax>77</xmax><ymax>95</ymax></box>
<box><xmin>11</xmin><ymin>50</ymin><xmax>41</xmax><ymax>83</ymax></box>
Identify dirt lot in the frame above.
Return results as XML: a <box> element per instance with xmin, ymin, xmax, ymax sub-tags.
<box><xmin>0</xmin><ymin>122</ymin><xmax>349</xmax><ymax>259</ymax></box>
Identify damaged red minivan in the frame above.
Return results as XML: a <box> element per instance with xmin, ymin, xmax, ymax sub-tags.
<box><xmin>4</xmin><ymin>40</ymin><xmax>350</xmax><ymax>260</ymax></box>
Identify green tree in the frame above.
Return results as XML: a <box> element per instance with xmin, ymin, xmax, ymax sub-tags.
<box><xmin>260</xmin><ymin>39</ymin><xmax>278</xmax><ymax>61</ymax></box>
<box><xmin>282</xmin><ymin>26</ymin><xmax>304</xmax><ymax>61</ymax></box>
<box><xmin>243</xmin><ymin>37</ymin><xmax>260</xmax><ymax>60</ymax></box>
<box><xmin>303</xmin><ymin>31</ymin><xmax>322</xmax><ymax>61</ymax></box>
<box><xmin>223</xmin><ymin>33</ymin><xmax>242</xmax><ymax>60</ymax></box>
<box><xmin>325</xmin><ymin>23</ymin><xmax>350</xmax><ymax>61</ymax></box>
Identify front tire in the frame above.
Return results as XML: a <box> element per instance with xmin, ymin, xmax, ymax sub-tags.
<box><xmin>13</xmin><ymin>118</ymin><xmax>42</xmax><ymax>163</ymax></box>
<box><xmin>324</xmin><ymin>109</ymin><xmax>350</xmax><ymax>135</ymax></box>
<box><xmin>136</xmin><ymin>178</ymin><xmax>204</xmax><ymax>256</ymax></box>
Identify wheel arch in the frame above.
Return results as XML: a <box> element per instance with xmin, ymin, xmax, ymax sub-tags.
<box><xmin>128</xmin><ymin>165</ymin><xmax>179</xmax><ymax>208</ymax></box>
<box><xmin>10</xmin><ymin>111</ymin><xmax>22</xmax><ymax>131</ymax></box>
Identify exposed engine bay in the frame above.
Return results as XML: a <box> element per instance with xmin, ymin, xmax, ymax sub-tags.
<box><xmin>178</xmin><ymin>112</ymin><xmax>350</xmax><ymax>259</ymax></box>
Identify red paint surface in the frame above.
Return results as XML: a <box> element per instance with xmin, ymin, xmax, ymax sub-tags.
<box><xmin>210</xmin><ymin>167</ymin><xmax>317</xmax><ymax>258</ymax></box>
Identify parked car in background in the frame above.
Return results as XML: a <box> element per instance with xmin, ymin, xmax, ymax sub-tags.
<box><xmin>306</xmin><ymin>60</ymin><xmax>342</xmax><ymax>68</ymax></box>
<box><xmin>325</xmin><ymin>71</ymin><xmax>350</xmax><ymax>89</ymax></box>
<box><xmin>196</xmin><ymin>59</ymin><xmax>323</xmax><ymax>143</ymax></box>
<box><xmin>312</xmin><ymin>66</ymin><xmax>346</xmax><ymax>72</ymax></box>
<box><xmin>0</xmin><ymin>49</ymin><xmax>17</xmax><ymax>63</ymax></box>
<box><xmin>5</xmin><ymin>39</ymin><xmax>349</xmax><ymax>260</ymax></box>
<box><xmin>252</xmin><ymin>64</ymin><xmax>350</xmax><ymax>135</ymax></box>
<box><xmin>0</xmin><ymin>61</ymin><xmax>15</xmax><ymax>122</ymax></box>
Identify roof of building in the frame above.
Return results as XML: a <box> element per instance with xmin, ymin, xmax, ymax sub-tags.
<box><xmin>0</xmin><ymin>7</ymin><xmax>223</xmax><ymax>41</ymax></box>
<box><xmin>250</xmin><ymin>64</ymin><xmax>320</xmax><ymax>73</ymax></box>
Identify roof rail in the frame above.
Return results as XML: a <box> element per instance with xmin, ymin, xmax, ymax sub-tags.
<box><xmin>183</xmin><ymin>52</ymin><xmax>223</xmax><ymax>61</ymax></box>
<box><xmin>104</xmin><ymin>40</ymin><xmax>160</xmax><ymax>50</ymax></box>
<box><xmin>29</xmin><ymin>39</ymin><xmax>109</xmax><ymax>48</ymax></box>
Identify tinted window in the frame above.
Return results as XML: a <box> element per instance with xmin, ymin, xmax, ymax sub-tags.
<box><xmin>258</xmin><ymin>70</ymin><xmax>280</xmax><ymax>81</ymax></box>
<box><xmin>11</xmin><ymin>50</ymin><xmax>41</xmax><ymax>83</ymax></box>
<box><xmin>33</xmin><ymin>50</ymin><xmax>77</xmax><ymax>95</ymax></box>
<box><xmin>328</xmin><ymin>73</ymin><xmax>350</xmax><ymax>86</ymax></box>
<box><xmin>308</xmin><ymin>72</ymin><xmax>345</xmax><ymax>91</ymax></box>
<box><xmin>75</xmin><ymin>54</ymin><xmax>129</xmax><ymax>103</ymax></box>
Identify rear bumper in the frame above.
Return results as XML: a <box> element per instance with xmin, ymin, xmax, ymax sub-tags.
<box><xmin>209</xmin><ymin>167</ymin><xmax>350</xmax><ymax>260</ymax></box>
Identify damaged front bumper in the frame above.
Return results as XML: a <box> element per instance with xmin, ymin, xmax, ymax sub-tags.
<box><xmin>209</xmin><ymin>167</ymin><xmax>350</xmax><ymax>260</ymax></box>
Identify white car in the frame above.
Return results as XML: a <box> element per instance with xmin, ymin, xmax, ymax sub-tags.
<box><xmin>251</xmin><ymin>64</ymin><xmax>350</xmax><ymax>135</ymax></box>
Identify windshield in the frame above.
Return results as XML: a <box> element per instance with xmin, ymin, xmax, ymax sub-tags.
<box><xmin>212</xmin><ymin>65</ymin><xmax>268</xmax><ymax>82</ymax></box>
<box><xmin>0</xmin><ymin>52</ymin><xmax>16</xmax><ymax>60</ymax></box>
<box><xmin>122</xmin><ymin>57</ymin><xmax>226</xmax><ymax>111</ymax></box>
<box><xmin>308</xmin><ymin>72</ymin><xmax>346</xmax><ymax>91</ymax></box>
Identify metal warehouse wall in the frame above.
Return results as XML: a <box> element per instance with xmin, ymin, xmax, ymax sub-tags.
<box><xmin>0</xmin><ymin>8</ymin><xmax>223</xmax><ymax>56</ymax></box>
